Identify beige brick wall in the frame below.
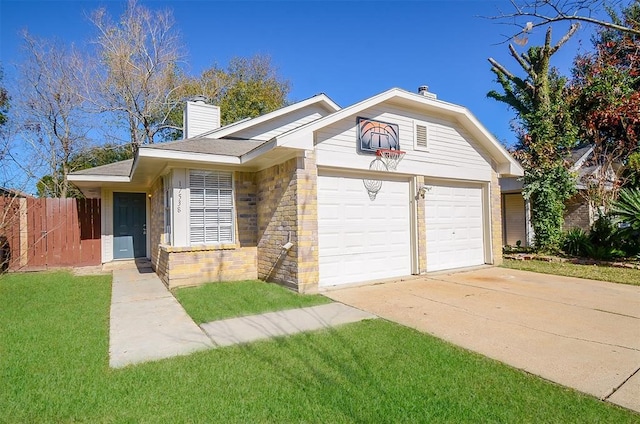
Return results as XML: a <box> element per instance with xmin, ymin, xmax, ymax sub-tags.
<box><xmin>416</xmin><ymin>176</ymin><xmax>427</xmax><ymax>273</ymax></box>
<box><xmin>491</xmin><ymin>170</ymin><xmax>503</xmax><ymax>266</ymax></box>
<box><xmin>564</xmin><ymin>194</ymin><xmax>591</xmax><ymax>231</ymax></box>
<box><xmin>149</xmin><ymin>178</ymin><xmax>164</xmax><ymax>270</ymax></box>
<box><xmin>256</xmin><ymin>152</ymin><xmax>319</xmax><ymax>293</ymax></box>
<box><xmin>154</xmin><ymin>171</ymin><xmax>259</xmax><ymax>289</ymax></box>
<box><xmin>158</xmin><ymin>245</ymin><xmax>258</xmax><ymax>289</ymax></box>
<box><xmin>295</xmin><ymin>152</ymin><xmax>319</xmax><ymax>293</ymax></box>
<box><xmin>235</xmin><ymin>171</ymin><xmax>258</xmax><ymax>246</ymax></box>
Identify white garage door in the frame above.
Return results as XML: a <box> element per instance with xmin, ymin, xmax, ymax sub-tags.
<box><xmin>425</xmin><ymin>183</ymin><xmax>485</xmax><ymax>272</ymax></box>
<box><xmin>318</xmin><ymin>174</ymin><xmax>411</xmax><ymax>287</ymax></box>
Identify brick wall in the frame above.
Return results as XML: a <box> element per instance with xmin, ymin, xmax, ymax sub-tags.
<box><xmin>154</xmin><ymin>171</ymin><xmax>259</xmax><ymax>289</ymax></box>
<box><xmin>158</xmin><ymin>245</ymin><xmax>258</xmax><ymax>289</ymax></box>
<box><xmin>564</xmin><ymin>194</ymin><xmax>592</xmax><ymax>231</ymax></box>
<box><xmin>149</xmin><ymin>178</ymin><xmax>164</xmax><ymax>272</ymax></box>
<box><xmin>256</xmin><ymin>158</ymin><xmax>298</xmax><ymax>288</ymax></box>
<box><xmin>256</xmin><ymin>152</ymin><xmax>319</xmax><ymax>293</ymax></box>
<box><xmin>294</xmin><ymin>152</ymin><xmax>319</xmax><ymax>293</ymax></box>
<box><xmin>416</xmin><ymin>176</ymin><xmax>427</xmax><ymax>273</ymax></box>
<box><xmin>491</xmin><ymin>170</ymin><xmax>503</xmax><ymax>266</ymax></box>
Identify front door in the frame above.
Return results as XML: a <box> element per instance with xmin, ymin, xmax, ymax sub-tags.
<box><xmin>113</xmin><ymin>192</ymin><xmax>147</xmax><ymax>259</ymax></box>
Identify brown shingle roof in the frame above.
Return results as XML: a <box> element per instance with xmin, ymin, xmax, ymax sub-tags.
<box><xmin>71</xmin><ymin>159</ymin><xmax>133</xmax><ymax>177</ymax></box>
<box><xmin>142</xmin><ymin>137</ymin><xmax>267</xmax><ymax>156</ymax></box>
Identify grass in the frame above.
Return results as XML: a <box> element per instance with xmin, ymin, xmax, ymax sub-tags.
<box><xmin>1</xmin><ymin>271</ymin><xmax>639</xmax><ymax>423</ymax></box>
<box><xmin>173</xmin><ymin>280</ymin><xmax>333</xmax><ymax>323</ymax></box>
<box><xmin>502</xmin><ymin>258</ymin><xmax>640</xmax><ymax>286</ymax></box>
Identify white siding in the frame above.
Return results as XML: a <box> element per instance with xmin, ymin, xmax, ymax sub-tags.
<box><xmin>184</xmin><ymin>102</ymin><xmax>221</xmax><ymax>139</ymax></box>
<box><xmin>315</xmin><ymin>103</ymin><xmax>494</xmax><ymax>181</ymax></box>
<box><xmin>229</xmin><ymin>105</ymin><xmax>327</xmax><ymax>140</ymax></box>
<box><xmin>101</xmin><ymin>189</ymin><xmax>113</xmax><ymax>263</ymax></box>
<box><xmin>503</xmin><ymin>193</ymin><xmax>527</xmax><ymax>246</ymax></box>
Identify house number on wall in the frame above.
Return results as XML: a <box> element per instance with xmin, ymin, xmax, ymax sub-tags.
<box><xmin>177</xmin><ymin>181</ymin><xmax>183</xmax><ymax>213</ymax></box>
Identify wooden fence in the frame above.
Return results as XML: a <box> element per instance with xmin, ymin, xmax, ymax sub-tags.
<box><xmin>0</xmin><ymin>198</ymin><xmax>101</xmax><ymax>271</ymax></box>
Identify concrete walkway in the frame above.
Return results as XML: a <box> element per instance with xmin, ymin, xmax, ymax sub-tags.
<box><xmin>325</xmin><ymin>267</ymin><xmax>640</xmax><ymax>413</ymax></box>
<box><xmin>109</xmin><ymin>266</ymin><xmax>376</xmax><ymax>368</ymax></box>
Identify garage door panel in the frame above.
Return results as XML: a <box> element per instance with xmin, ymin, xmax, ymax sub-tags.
<box><xmin>425</xmin><ymin>183</ymin><xmax>485</xmax><ymax>272</ymax></box>
<box><xmin>318</xmin><ymin>175</ymin><xmax>411</xmax><ymax>287</ymax></box>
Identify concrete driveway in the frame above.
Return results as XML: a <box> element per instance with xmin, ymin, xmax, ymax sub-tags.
<box><xmin>324</xmin><ymin>266</ymin><xmax>640</xmax><ymax>413</ymax></box>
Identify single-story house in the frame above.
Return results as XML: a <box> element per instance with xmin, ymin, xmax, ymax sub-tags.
<box><xmin>69</xmin><ymin>87</ymin><xmax>523</xmax><ymax>292</ymax></box>
<box><xmin>500</xmin><ymin>145</ymin><xmax>613</xmax><ymax>247</ymax></box>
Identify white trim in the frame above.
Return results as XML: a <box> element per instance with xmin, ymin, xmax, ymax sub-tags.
<box><xmin>138</xmin><ymin>148</ymin><xmax>241</xmax><ymax>164</ymax></box>
<box><xmin>198</xmin><ymin>94</ymin><xmax>341</xmax><ymax>139</ymax></box>
<box><xmin>68</xmin><ymin>175</ymin><xmax>130</xmax><ymax>183</ymax></box>
<box><xmin>569</xmin><ymin>145</ymin><xmax>595</xmax><ymax>172</ymax></box>
<box><xmin>240</xmin><ymin>139</ymin><xmax>278</xmax><ymax>163</ymax></box>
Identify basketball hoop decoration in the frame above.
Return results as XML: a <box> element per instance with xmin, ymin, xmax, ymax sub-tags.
<box><xmin>363</xmin><ymin>158</ymin><xmax>387</xmax><ymax>200</ymax></box>
<box><xmin>376</xmin><ymin>148</ymin><xmax>406</xmax><ymax>171</ymax></box>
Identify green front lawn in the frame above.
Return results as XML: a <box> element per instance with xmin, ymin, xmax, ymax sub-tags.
<box><xmin>173</xmin><ymin>280</ymin><xmax>332</xmax><ymax>323</ymax></box>
<box><xmin>1</xmin><ymin>271</ymin><xmax>637</xmax><ymax>423</ymax></box>
<box><xmin>502</xmin><ymin>258</ymin><xmax>640</xmax><ymax>286</ymax></box>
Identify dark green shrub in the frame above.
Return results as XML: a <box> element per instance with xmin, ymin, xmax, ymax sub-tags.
<box><xmin>562</xmin><ymin>228</ymin><xmax>591</xmax><ymax>257</ymax></box>
<box><xmin>584</xmin><ymin>244</ymin><xmax>625</xmax><ymax>261</ymax></box>
<box><xmin>610</xmin><ymin>188</ymin><xmax>640</xmax><ymax>256</ymax></box>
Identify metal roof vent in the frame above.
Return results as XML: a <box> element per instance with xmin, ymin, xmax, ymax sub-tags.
<box><xmin>190</xmin><ymin>95</ymin><xmax>208</xmax><ymax>104</ymax></box>
<box><xmin>417</xmin><ymin>85</ymin><xmax>437</xmax><ymax>100</ymax></box>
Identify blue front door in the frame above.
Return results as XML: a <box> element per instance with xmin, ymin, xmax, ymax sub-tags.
<box><xmin>113</xmin><ymin>192</ymin><xmax>147</xmax><ymax>259</ymax></box>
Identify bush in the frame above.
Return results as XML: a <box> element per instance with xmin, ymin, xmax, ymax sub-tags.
<box><xmin>562</xmin><ymin>228</ymin><xmax>590</xmax><ymax>257</ymax></box>
<box><xmin>610</xmin><ymin>188</ymin><xmax>640</xmax><ymax>256</ymax></box>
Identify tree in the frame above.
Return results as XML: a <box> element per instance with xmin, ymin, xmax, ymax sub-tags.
<box><xmin>159</xmin><ymin>55</ymin><xmax>290</xmax><ymax>140</ymax></box>
<box><xmin>219</xmin><ymin>56</ymin><xmax>290</xmax><ymax>126</ymax></box>
<box><xmin>488</xmin><ymin>25</ymin><xmax>579</xmax><ymax>250</ymax></box>
<box><xmin>90</xmin><ymin>0</ymin><xmax>183</xmax><ymax>146</ymax></box>
<box><xmin>569</xmin><ymin>2</ymin><xmax>640</xmax><ymax>208</ymax></box>
<box><xmin>0</xmin><ymin>64</ymin><xmax>8</xmax><ymax>128</ymax></box>
<box><xmin>17</xmin><ymin>32</ymin><xmax>90</xmax><ymax>198</ymax></box>
<box><xmin>494</xmin><ymin>0</ymin><xmax>640</xmax><ymax>41</ymax></box>
<box><xmin>36</xmin><ymin>143</ymin><xmax>134</xmax><ymax>198</ymax></box>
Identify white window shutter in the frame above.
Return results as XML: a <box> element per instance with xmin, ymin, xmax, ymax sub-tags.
<box><xmin>189</xmin><ymin>170</ymin><xmax>234</xmax><ymax>244</ymax></box>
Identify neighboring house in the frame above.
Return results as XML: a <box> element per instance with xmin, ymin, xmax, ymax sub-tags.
<box><xmin>0</xmin><ymin>187</ymin><xmax>31</xmax><ymax>197</ymax></box>
<box><xmin>500</xmin><ymin>145</ymin><xmax>614</xmax><ymax>247</ymax></box>
<box><xmin>69</xmin><ymin>87</ymin><xmax>523</xmax><ymax>292</ymax></box>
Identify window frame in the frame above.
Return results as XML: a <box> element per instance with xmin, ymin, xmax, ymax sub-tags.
<box><xmin>187</xmin><ymin>169</ymin><xmax>235</xmax><ymax>246</ymax></box>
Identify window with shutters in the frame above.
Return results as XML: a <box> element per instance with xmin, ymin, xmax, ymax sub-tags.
<box><xmin>414</xmin><ymin>121</ymin><xmax>429</xmax><ymax>151</ymax></box>
<box><xmin>189</xmin><ymin>170</ymin><xmax>234</xmax><ymax>244</ymax></box>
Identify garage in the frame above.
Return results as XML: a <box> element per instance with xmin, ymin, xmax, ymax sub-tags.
<box><xmin>317</xmin><ymin>173</ymin><xmax>412</xmax><ymax>287</ymax></box>
<box><xmin>425</xmin><ymin>182</ymin><xmax>485</xmax><ymax>272</ymax></box>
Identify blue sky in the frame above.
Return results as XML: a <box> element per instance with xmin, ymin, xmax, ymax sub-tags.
<box><xmin>1</xmin><ymin>0</ymin><xmax>597</xmax><ymax>149</ymax></box>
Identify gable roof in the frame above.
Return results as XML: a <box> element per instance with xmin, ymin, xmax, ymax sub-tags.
<box><xmin>70</xmin><ymin>159</ymin><xmax>133</xmax><ymax>181</ymax></box>
<box><xmin>197</xmin><ymin>93</ymin><xmax>340</xmax><ymax>139</ymax></box>
<box><xmin>274</xmin><ymin>88</ymin><xmax>524</xmax><ymax>176</ymax></box>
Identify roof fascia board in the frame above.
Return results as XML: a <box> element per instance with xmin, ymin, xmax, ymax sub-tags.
<box><xmin>240</xmin><ymin>139</ymin><xmax>278</xmax><ymax>163</ymax></box>
<box><xmin>200</xmin><ymin>94</ymin><xmax>341</xmax><ymax>139</ymax></box>
<box><xmin>570</xmin><ymin>145</ymin><xmax>595</xmax><ymax>172</ymax></box>
<box><xmin>137</xmin><ymin>147</ymin><xmax>241</xmax><ymax>164</ymax></box>
<box><xmin>67</xmin><ymin>175</ymin><xmax>130</xmax><ymax>183</ymax></box>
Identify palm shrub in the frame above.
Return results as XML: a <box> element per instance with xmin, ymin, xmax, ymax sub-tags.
<box><xmin>562</xmin><ymin>228</ymin><xmax>591</xmax><ymax>257</ymax></box>
<box><xmin>610</xmin><ymin>188</ymin><xmax>640</xmax><ymax>257</ymax></box>
<box><xmin>586</xmin><ymin>214</ymin><xmax>626</xmax><ymax>260</ymax></box>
